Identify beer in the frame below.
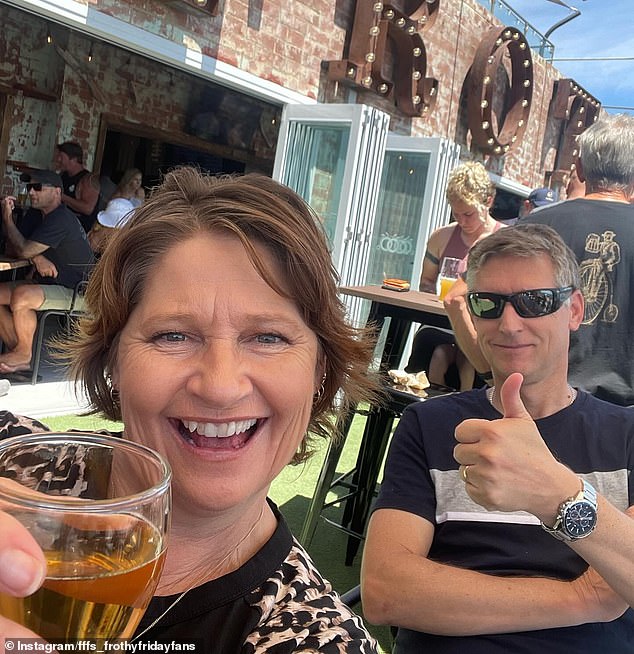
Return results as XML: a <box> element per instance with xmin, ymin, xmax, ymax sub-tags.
<box><xmin>0</xmin><ymin>517</ymin><xmax>165</xmax><ymax>640</ymax></box>
<box><xmin>16</xmin><ymin>182</ymin><xmax>29</xmax><ymax>207</ymax></box>
<box><xmin>438</xmin><ymin>276</ymin><xmax>456</xmax><ymax>300</ymax></box>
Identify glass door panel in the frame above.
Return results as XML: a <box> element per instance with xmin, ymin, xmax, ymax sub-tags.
<box><xmin>365</xmin><ymin>150</ymin><xmax>431</xmax><ymax>286</ymax></box>
<box><xmin>280</xmin><ymin>123</ymin><xmax>349</xmax><ymax>246</ymax></box>
<box><xmin>273</xmin><ymin>104</ymin><xmax>390</xmax><ymax>286</ymax></box>
<box><xmin>273</xmin><ymin>106</ymin><xmax>461</xmax><ymax>333</ymax></box>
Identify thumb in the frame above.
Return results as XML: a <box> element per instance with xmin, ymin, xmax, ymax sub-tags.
<box><xmin>499</xmin><ymin>372</ymin><xmax>531</xmax><ymax>420</ymax></box>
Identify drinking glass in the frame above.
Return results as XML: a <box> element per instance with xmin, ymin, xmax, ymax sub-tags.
<box><xmin>437</xmin><ymin>257</ymin><xmax>462</xmax><ymax>300</ymax></box>
<box><xmin>15</xmin><ymin>182</ymin><xmax>29</xmax><ymax>208</ymax></box>
<box><xmin>0</xmin><ymin>432</ymin><xmax>171</xmax><ymax>640</ymax></box>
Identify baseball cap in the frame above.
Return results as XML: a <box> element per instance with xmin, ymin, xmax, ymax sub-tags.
<box><xmin>528</xmin><ymin>187</ymin><xmax>556</xmax><ymax>207</ymax></box>
<box><xmin>97</xmin><ymin>198</ymin><xmax>136</xmax><ymax>228</ymax></box>
<box><xmin>20</xmin><ymin>170</ymin><xmax>63</xmax><ymax>189</ymax></box>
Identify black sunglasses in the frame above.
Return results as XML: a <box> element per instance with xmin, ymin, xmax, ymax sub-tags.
<box><xmin>26</xmin><ymin>182</ymin><xmax>57</xmax><ymax>192</ymax></box>
<box><xmin>467</xmin><ymin>286</ymin><xmax>574</xmax><ymax>319</ymax></box>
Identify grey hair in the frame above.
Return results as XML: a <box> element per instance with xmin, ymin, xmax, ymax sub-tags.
<box><xmin>466</xmin><ymin>223</ymin><xmax>580</xmax><ymax>289</ymax></box>
<box><xmin>578</xmin><ymin>114</ymin><xmax>634</xmax><ymax>196</ymax></box>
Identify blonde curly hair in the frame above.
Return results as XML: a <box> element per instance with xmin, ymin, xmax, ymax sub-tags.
<box><xmin>446</xmin><ymin>161</ymin><xmax>495</xmax><ymax>207</ymax></box>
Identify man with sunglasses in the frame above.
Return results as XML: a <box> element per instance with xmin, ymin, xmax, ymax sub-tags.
<box><xmin>362</xmin><ymin>224</ymin><xmax>634</xmax><ymax>653</ymax></box>
<box><xmin>0</xmin><ymin>170</ymin><xmax>94</xmax><ymax>374</ymax></box>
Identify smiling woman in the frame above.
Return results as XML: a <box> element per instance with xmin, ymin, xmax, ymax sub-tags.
<box><xmin>0</xmin><ymin>168</ymin><xmax>381</xmax><ymax>653</ymax></box>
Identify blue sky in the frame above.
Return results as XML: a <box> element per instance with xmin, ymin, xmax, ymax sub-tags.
<box><xmin>503</xmin><ymin>0</ymin><xmax>634</xmax><ymax>115</ymax></box>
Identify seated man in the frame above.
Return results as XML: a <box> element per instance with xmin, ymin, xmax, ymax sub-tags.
<box><xmin>0</xmin><ymin>170</ymin><xmax>94</xmax><ymax>373</ymax></box>
<box><xmin>362</xmin><ymin>224</ymin><xmax>634</xmax><ymax>652</ymax></box>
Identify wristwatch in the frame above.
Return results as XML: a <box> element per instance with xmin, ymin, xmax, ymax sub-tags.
<box><xmin>541</xmin><ymin>479</ymin><xmax>598</xmax><ymax>541</ymax></box>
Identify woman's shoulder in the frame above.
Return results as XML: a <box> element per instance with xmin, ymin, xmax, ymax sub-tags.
<box><xmin>245</xmin><ymin>539</ymin><xmax>377</xmax><ymax>652</ymax></box>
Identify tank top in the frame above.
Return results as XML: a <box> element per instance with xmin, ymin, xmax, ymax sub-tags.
<box><xmin>440</xmin><ymin>222</ymin><xmax>504</xmax><ymax>272</ymax></box>
<box><xmin>61</xmin><ymin>169</ymin><xmax>98</xmax><ymax>232</ymax></box>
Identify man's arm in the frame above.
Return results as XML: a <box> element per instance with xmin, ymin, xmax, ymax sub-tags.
<box><xmin>62</xmin><ymin>173</ymin><xmax>99</xmax><ymax>216</ymax></box>
<box><xmin>419</xmin><ymin>253</ymin><xmax>439</xmax><ymax>293</ymax></box>
<box><xmin>361</xmin><ymin>508</ymin><xmax>627</xmax><ymax>636</ymax></box>
<box><xmin>419</xmin><ymin>227</ymin><xmax>453</xmax><ymax>292</ymax></box>
<box><xmin>443</xmin><ymin>277</ymin><xmax>490</xmax><ymax>373</ymax></box>
<box><xmin>455</xmin><ymin>374</ymin><xmax>634</xmax><ymax>609</ymax></box>
<box><xmin>1</xmin><ymin>198</ymin><xmax>47</xmax><ymax>259</ymax></box>
<box><xmin>30</xmin><ymin>254</ymin><xmax>57</xmax><ymax>278</ymax></box>
<box><xmin>571</xmin><ymin>503</ymin><xmax>634</xmax><ymax>608</ymax></box>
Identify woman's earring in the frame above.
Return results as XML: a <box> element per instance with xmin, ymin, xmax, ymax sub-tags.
<box><xmin>314</xmin><ymin>373</ymin><xmax>327</xmax><ymax>402</ymax></box>
<box><xmin>109</xmin><ymin>381</ymin><xmax>120</xmax><ymax>404</ymax></box>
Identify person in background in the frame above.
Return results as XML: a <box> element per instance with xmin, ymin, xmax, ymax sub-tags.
<box><xmin>445</xmin><ymin>115</ymin><xmax>634</xmax><ymax>406</ymax></box>
<box><xmin>111</xmin><ymin>167</ymin><xmax>145</xmax><ymax>208</ymax></box>
<box><xmin>0</xmin><ymin>170</ymin><xmax>94</xmax><ymax>374</ymax></box>
<box><xmin>521</xmin><ymin>187</ymin><xmax>556</xmax><ymax>216</ymax></box>
<box><xmin>362</xmin><ymin>223</ymin><xmax>634</xmax><ymax>653</ymax></box>
<box><xmin>524</xmin><ymin>114</ymin><xmax>634</xmax><ymax>405</ymax></box>
<box><xmin>54</xmin><ymin>141</ymin><xmax>101</xmax><ymax>233</ymax></box>
<box><xmin>406</xmin><ymin>161</ymin><xmax>504</xmax><ymax>391</ymax></box>
<box><xmin>0</xmin><ymin>168</ymin><xmax>379</xmax><ymax>653</ymax></box>
<box><xmin>97</xmin><ymin>174</ymin><xmax>117</xmax><ymax>211</ymax></box>
<box><xmin>2</xmin><ymin>177</ymin><xmax>42</xmax><ymax>263</ymax></box>
<box><xmin>87</xmin><ymin>197</ymin><xmax>136</xmax><ymax>255</ymax></box>
<box><xmin>564</xmin><ymin>165</ymin><xmax>586</xmax><ymax>200</ymax></box>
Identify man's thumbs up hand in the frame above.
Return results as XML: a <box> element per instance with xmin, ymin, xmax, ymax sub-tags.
<box><xmin>454</xmin><ymin>374</ymin><xmax>576</xmax><ymax>518</ymax></box>
<box><xmin>499</xmin><ymin>372</ymin><xmax>532</xmax><ymax>420</ymax></box>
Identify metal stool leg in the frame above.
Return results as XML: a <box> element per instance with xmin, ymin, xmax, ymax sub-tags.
<box><xmin>299</xmin><ymin>408</ymin><xmax>356</xmax><ymax>546</ymax></box>
<box><xmin>345</xmin><ymin>409</ymin><xmax>396</xmax><ymax>565</ymax></box>
<box><xmin>299</xmin><ymin>436</ymin><xmax>346</xmax><ymax>547</ymax></box>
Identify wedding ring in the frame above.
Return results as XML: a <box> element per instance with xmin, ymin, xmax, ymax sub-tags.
<box><xmin>461</xmin><ymin>465</ymin><xmax>470</xmax><ymax>483</ymax></box>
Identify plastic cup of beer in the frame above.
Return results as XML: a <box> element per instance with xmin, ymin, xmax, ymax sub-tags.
<box><xmin>0</xmin><ymin>432</ymin><xmax>171</xmax><ymax>641</ymax></box>
<box><xmin>437</xmin><ymin>257</ymin><xmax>462</xmax><ymax>300</ymax></box>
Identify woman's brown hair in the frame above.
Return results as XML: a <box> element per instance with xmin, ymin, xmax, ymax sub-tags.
<box><xmin>63</xmin><ymin>167</ymin><xmax>379</xmax><ymax>462</ymax></box>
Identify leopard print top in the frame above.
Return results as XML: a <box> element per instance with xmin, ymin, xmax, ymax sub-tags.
<box><xmin>136</xmin><ymin>501</ymin><xmax>378</xmax><ymax>653</ymax></box>
<box><xmin>243</xmin><ymin>541</ymin><xmax>376</xmax><ymax>653</ymax></box>
<box><xmin>0</xmin><ymin>411</ymin><xmax>50</xmax><ymax>438</ymax></box>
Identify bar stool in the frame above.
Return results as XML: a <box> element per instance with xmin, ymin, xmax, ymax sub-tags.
<box><xmin>300</xmin><ymin>384</ymin><xmax>453</xmax><ymax>565</ymax></box>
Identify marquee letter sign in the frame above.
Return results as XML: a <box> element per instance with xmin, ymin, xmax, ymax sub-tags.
<box><xmin>467</xmin><ymin>27</ymin><xmax>533</xmax><ymax>155</ymax></box>
<box><xmin>328</xmin><ymin>1</ymin><xmax>439</xmax><ymax>117</ymax></box>
<box><xmin>551</xmin><ymin>78</ymin><xmax>601</xmax><ymax>173</ymax></box>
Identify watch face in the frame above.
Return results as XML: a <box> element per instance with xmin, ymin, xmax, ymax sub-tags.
<box><xmin>563</xmin><ymin>500</ymin><xmax>597</xmax><ymax>538</ymax></box>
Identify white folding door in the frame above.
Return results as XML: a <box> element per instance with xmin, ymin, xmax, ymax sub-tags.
<box><xmin>273</xmin><ymin>103</ymin><xmax>460</xmax><ymax>326</ymax></box>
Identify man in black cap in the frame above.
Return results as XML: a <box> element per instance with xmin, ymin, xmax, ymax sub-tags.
<box><xmin>0</xmin><ymin>169</ymin><xmax>94</xmax><ymax>373</ymax></box>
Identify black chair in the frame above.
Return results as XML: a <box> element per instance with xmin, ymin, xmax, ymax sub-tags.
<box><xmin>30</xmin><ymin>279</ymin><xmax>89</xmax><ymax>384</ymax></box>
<box><xmin>340</xmin><ymin>583</ymin><xmax>361</xmax><ymax>608</ymax></box>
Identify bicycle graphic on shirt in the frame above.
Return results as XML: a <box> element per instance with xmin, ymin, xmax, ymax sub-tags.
<box><xmin>579</xmin><ymin>231</ymin><xmax>620</xmax><ymax>325</ymax></box>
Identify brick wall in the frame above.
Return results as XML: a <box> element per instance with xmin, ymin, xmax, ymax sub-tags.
<box><xmin>0</xmin><ymin>0</ymin><xmax>582</xmax><ymax>191</ymax></box>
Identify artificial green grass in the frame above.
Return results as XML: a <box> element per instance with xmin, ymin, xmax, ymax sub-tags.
<box><xmin>39</xmin><ymin>412</ymin><xmax>393</xmax><ymax>652</ymax></box>
<box><xmin>42</xmin><ymin>414</ymin><xmax>123</xmax><ymax>432</ymax></box>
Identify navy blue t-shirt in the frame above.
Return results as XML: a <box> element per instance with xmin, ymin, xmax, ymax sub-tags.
<box><xmin>374</xmin><ymin>388</ymin><xmax>634</xmax><ymax>653</ymax></box>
